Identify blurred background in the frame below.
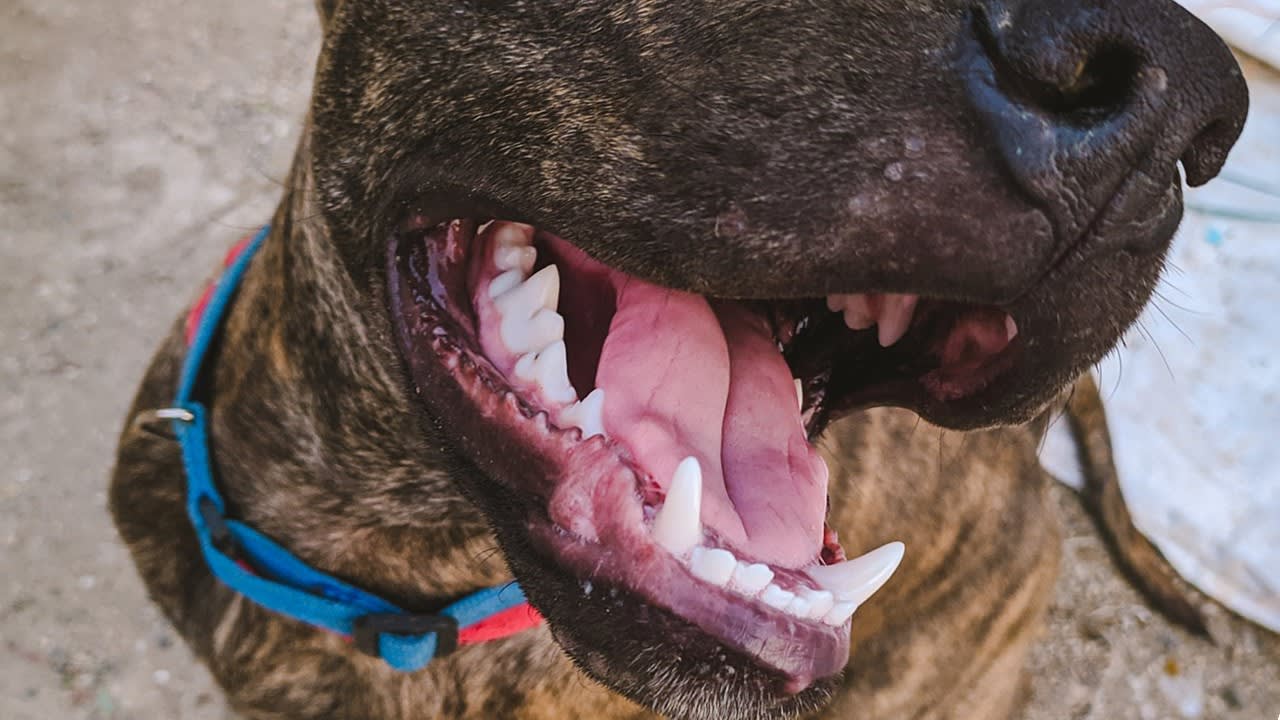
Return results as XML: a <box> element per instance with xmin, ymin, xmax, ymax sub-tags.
<box><xmin>1</xmin><ymin>1</ymin><xmax>1277</xmax><ymax>718</ymax></box>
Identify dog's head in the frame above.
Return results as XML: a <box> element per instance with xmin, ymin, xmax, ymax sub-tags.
<box><xmin>301</xmin><ymin>1</ymin><xmax>1245</xmax><ymax>717</ymax></box>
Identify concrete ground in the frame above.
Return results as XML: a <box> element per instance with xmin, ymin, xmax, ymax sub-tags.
<box><xmin>1</xmin><ymin>1</ymin><xmax>1276</xmax><ymax>718</ymax></box>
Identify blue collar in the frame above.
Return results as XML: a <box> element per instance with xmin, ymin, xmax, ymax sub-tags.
<box><xmin>140</xmin><ymin>225</ymin><xmax>538</xmax><ymax>672</ymax></box>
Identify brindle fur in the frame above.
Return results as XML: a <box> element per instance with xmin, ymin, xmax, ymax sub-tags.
<box><xmin>112</xmin><ymin>1</ymin><xmax>1243</xmax><ymax>718</ymax></box>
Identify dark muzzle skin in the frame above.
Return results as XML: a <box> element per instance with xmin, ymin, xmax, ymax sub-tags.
<box><xmin>962</xmin><ymin>0</ymin><xmax>1248</xmax><ymax>258</ymax></box>
<box><xmin>313</xmin><ymin>0</ymin><xmax>1246</xmax><ymax>430</ymax></box>
<box><xmin>297</xmin><ymin>0</ymin><xmax>1248</xmax><ymax>717</ymax></box>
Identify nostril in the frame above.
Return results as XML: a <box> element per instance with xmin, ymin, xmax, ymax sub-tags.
<box><xmin>1048</xmin><ymin>45</ymin><xmax>1142</xmax><ymax>122</ymax></box>
<box><xmin>1181</xmin><ymin>118</ymin><xmax>1232</xmax><ymax>187</ymax></box>
<box><xmin>971</xmin><ymin>9</ymin><xmax>1143</xmax><ymax>126</ymax></box>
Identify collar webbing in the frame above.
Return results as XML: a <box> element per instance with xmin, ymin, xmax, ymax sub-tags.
<box><xmin>155</xmin><ymin>225</ymin><xmax>540</xmax><ymax>672</ymax></box>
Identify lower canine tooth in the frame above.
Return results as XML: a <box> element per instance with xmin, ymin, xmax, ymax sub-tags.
<box><xmin>760</xmin><ymin>584</ymin><xmax>795</xmax><ymax>610</ymax></box>
<box><xmin>731</xmin><ymin>563</ymin><xmax>774</xmax><ymax>594</ymax></box>
<box><xmin>652</xmin><ymin>456</ymin><xmax>703</xmax><ymax>555</ymax></box>
<box><xmin>689</xmin><ymin>546</ymin><xmax>736</xmax><ymax>586</ymax></box>
<box><xmin>561</xmin><ymin>388</ymin><xmax>605</xmax><ymax>439</ymax></box>
<box><xmin>806</xmin><ymin>541</ymin><xmax>905</xmax><ymax>608</ymax></box>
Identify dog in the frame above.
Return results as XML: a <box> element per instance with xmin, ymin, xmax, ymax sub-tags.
<box><xmin>110</xmin><ymin>1</ymin><xmax>1248</xmax><ymax>718</ymax></box>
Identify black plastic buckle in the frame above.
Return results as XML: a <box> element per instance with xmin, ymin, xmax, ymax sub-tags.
<box><xmin>197</xmin><ymin>497</ymin><xmax>236</xmax><ymax>555</ymax></box>
<box><xmin>352</xmin><ymin>613</ymin><xmax>459</xmax><ymax>659</ymax></box>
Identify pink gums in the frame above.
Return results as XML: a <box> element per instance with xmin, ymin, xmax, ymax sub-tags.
<box><xmin>470</xmin><ymin>224</ymin><xmax>828</xmax><ymax>568</ymax></box>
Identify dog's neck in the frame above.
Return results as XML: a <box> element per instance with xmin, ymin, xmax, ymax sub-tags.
<box><xmin>198</xmin><ymin>137</ymin><xmax>514</xmax><ymax>609</ymax></box>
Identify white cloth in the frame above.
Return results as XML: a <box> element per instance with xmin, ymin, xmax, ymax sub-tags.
<box><xmin>1177</xmin><ymin>0</ymin><xmax>1280</xmax><ymax>69</ymax></box>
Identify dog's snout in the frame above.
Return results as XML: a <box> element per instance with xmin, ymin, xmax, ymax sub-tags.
<box><xmin>961</xmin><ymin>0</ymin><xmax>1248</xmax><ymax>249</ymax></box>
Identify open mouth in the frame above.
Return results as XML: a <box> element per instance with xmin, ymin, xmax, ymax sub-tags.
<box><xmin>388</xmin><ymin>218</ymin><xmax>1020</xmax><ymax>687</ymax></box>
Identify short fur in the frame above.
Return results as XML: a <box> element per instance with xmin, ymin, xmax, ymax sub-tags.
<box><xmin>111</xmin><ymin>1</ymin><xmax>1247</xmax><ymax>718</ymax></box>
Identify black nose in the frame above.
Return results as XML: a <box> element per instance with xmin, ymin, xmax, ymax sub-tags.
<box><xmin>960</xmin><ymin>0</ymin><xmax>1249</xmax><ymax>249</ymax></box>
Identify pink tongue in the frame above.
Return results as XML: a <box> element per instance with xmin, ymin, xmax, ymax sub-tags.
<box><xmin>595</xmin><ymin>279</ymin><xmax>827</xmax><ymax>569</ymax></box>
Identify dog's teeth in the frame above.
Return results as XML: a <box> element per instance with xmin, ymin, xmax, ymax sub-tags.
<box><xmin>531</xmin><ymin>340</ymin><xmax>577</xmax><ymax>405</ymax></box>
<box><xmin>842</xmin><ymin>294</ymin><xmax>876</xmax><ymax>331</ymax></box>
<box><xmin>495</xmin><ymin>264</ymin><xmax>560</xmax><ymax>317</ymax></box>
<box><xmin>488</xmin><ymin>269</ymin><xmax>524</xmax><ymax>299</ymax></box>
<box><xmin>561</xmin><ymin>387</ymin><xmax>605</xmax><ymax>439</ymax></box>
<box><xmin>876</xmin><ymin>294</ymin><xmax>918</xmax><ymax>347</ymax></box>
<box><xmin>759</xmin><ymin>584</ymin><xmax>796</xmax><ymax>610</ymax></box>
<box><xmin>1005</xmin><ymin>314</ymin><xmax>1019</xmax><ymax>341</ymax></box>
<box><xmin>494</xmin><ymin>245</ymin><xmax>537</xmax><ymax>273</ymax></box>
<box><xmin>652</xmin><ymin>457</ymin><xmax>703</xmax><ymax>556</ymax></box>
<box><xmin>689</xmin><ymin>546</ymin><xmax>736</xmax><ymax>586</ymax></box>
<box><xmin>513</xmin><ymin>352</ymin><xmax>538</xmax><ymax>382</ymax></box>
<box><xmin>794</xmin><ymin>378</ymin><xmax>804</xmax><ymax>410</ymax></box>
<box><xmin>806</xmin><ymin>541</ymin><xmax>905</xmax><ymax>607</ymax></box>
<box><xmin>501</xmin><ymin>308</ymin><xmax>564</xmax><ymax>354</ymax></box>
<box><xmin>493</xmin><ymin>221</ymin><xmax>534</xmax><ymax>248</ymax></box>
<box><xmin>826</xmin><ymin>294</ymin><xmax>847</xmax><ymax>313</ymax></box>
<box><xmin>784</xmin><ymin>595</ymin><xmax>812</xmax><ymax>618</ymax></box>
<box><xmin>731</xmin><ymin>562</ymin><xmax>775</xmax><ymax>594</ymax></box>
<box><xmin>798</xmin><ymin>588</ymin><xmax>835</xmax><ymax>619</ymax></box>
<box><xmin>822</xmin><ymin>601</ymin><xmax>858</xmax><ymax>627</ymax></box>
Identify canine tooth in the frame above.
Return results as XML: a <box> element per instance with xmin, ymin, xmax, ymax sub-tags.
<box><xmin>689</xmin><ymin>546</ymin><xmax>736</xmax><ymax>586</ymax></box>
<box><xmin>488</xmin><ymin>269</ymin><xmax>524</xmax><ymax>299</ymax></box>
<box><xmin>798</xmin><ymin>588</ymin><xmax>835</xmax><ymax>619</ymax></box>
<box><xmin>495</xmin><ymin>265</ymin><xmax>560</xmax><ymax>317</ymax></box>
<box><xmin>493</xmin><ymin>221</ymin><xmax>534</xmax><ymax>247</ymax></box>
<box><xmin>561</xmin><ymin>388</ymin><xmax>605</xmax><ymax>439</ymax></box>
<box><xmin>652</xmin><ymin>457</ymin><xmax>702</xmax><ymax>555</ymax></box>
<box><xmin>1005</xmin><ymin>315</ymin><xmax>1019</xmax><ymax>341</ymax></box>
<box><xmin>731</xmin><ymin>562</ymin><xmax>774</xmax><ymax>595</ymax></box>
<box><xmin>531</xmin><ymin>340</ymin><xmax>576</xmax><ymax>404</ymax></box>
<box><xmin>494</xmin><ymin>245</ymin><xmax>537</xmax><ymax>273</ymax></box>
<box><xmin>500</xmin><ymin>308</ymin><xmax>564</xmax><ymax>354</ymax></box>
<box><xmin>806</xmin><ymin>541</ymin><xmax>905</xmax><ymax>607</ymax></box>
<box><xmin>794</xmin><ymin>379</ymin><xmax>804</xmax><ymax>410</ymax></box>
<box><xmin>759</xmin><ymin>584</ymin><xmax>795</xmax><ymax>610</ymax></box>
<box><xmin>877</xmin><ymin>294</ymin><xmax>918</xmax><ymax>347</ymax></box>
<box><xmin>822</xmin><ymin>601</ymin><xmax>858</xmax><ymax>626</ymax></box>
<box><xmin>785</xmin><ymin>596</ymin><xmax>812</xmax><ymax>618</ymax></box>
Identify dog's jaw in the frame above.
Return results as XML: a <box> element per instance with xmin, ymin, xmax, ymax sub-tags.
<box><xmin>386</xmin><ymin>210</ymin><xmax>1048</xmax><ymax>709</ymax></box>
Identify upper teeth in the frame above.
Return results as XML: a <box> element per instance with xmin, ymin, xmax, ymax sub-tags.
<box><xmin>560</xmin><ymin>387</ymin><xmax>606</xmax><ymax>439</ymax></box>
<box><xmin>825</xmin><ymin>293</ymin><xmax>919</xmax><ymax>347</ymax></box>
<box><xmin>482</xmin><ymin>224</ymin><xmax>614</xmax><ymax>443</ymax></box>
<box><xmin>514</xmin><ymin>341</ymin><xmax>577</xmax><ymax>405</ymax></box>
<box><xmin>648</xmin><ymin>456</ymin><xmax>904</xmax><ymax>626</ymax></box>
